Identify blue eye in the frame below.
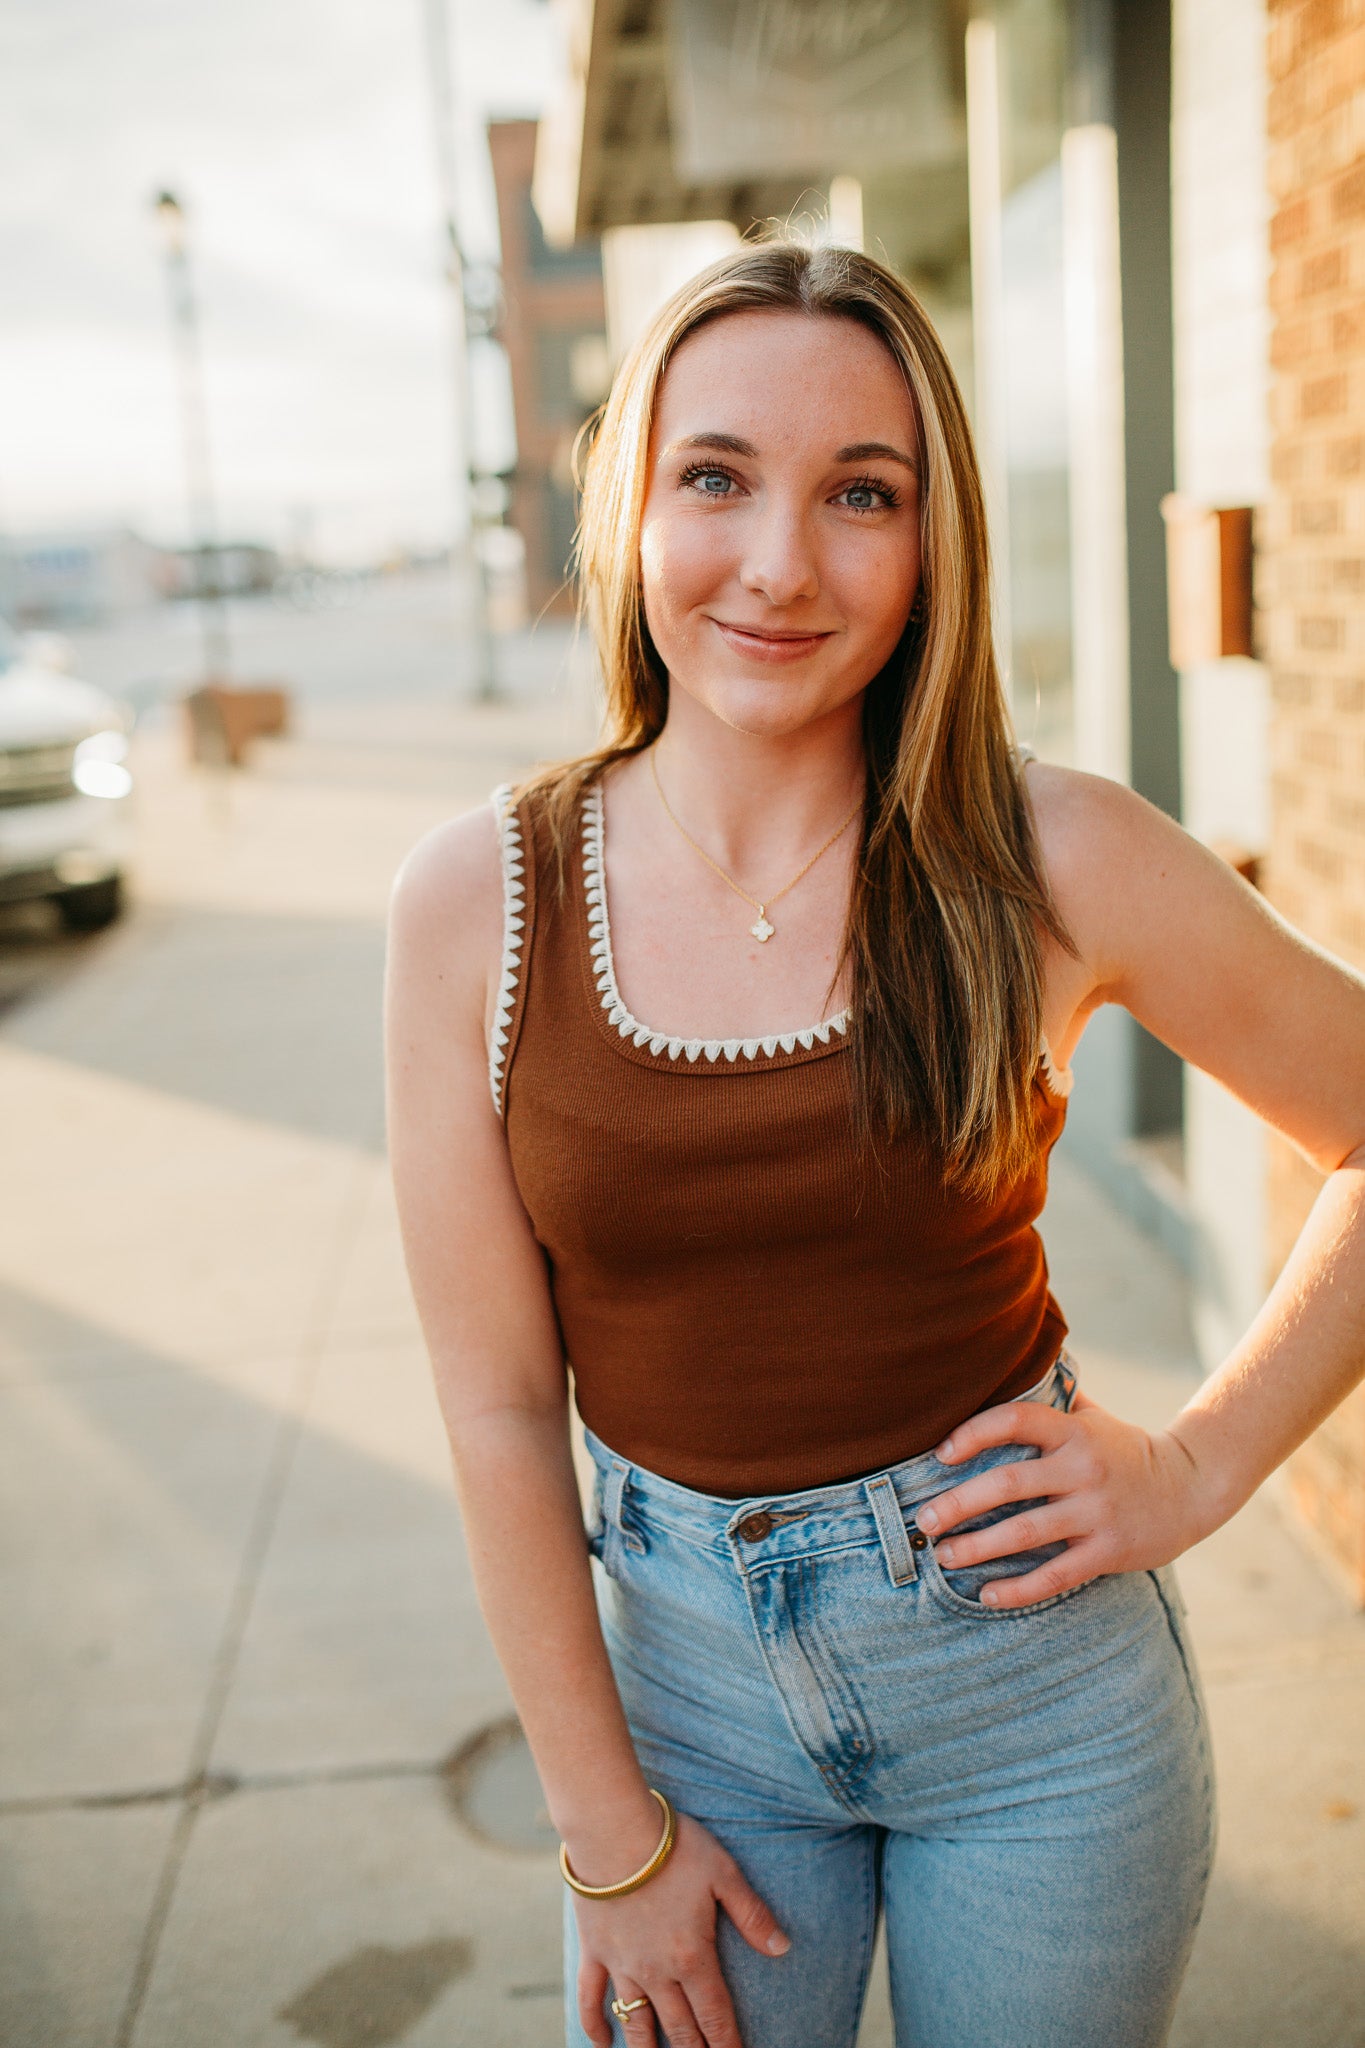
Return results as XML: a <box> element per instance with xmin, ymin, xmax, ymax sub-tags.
<box><xmin>677</xmin><ymin>461</ymin><xmax>744</xmax><ymax>498</ymax></box>
<box><xmin>838</xmin><ymin>476</ymin><xmax>900</xmax><ymax>513</ymax></box>
<box><xmin>678</xmin><ymin>463</ymin><xmax>736</xmax><ymax>496</ymax></box>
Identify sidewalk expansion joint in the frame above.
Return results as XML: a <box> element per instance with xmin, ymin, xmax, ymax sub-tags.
<box><xmin>111</xmin><ymin>1142</ymin><xmax>382</xmax><ymax>2048</ymax></box>
<box><xmin>0</xmin><ymin>1754</ymin><xmax>443</xmax><ymax>1820</ymax></box>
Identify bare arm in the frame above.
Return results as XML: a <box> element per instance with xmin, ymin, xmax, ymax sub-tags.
<box><xmin>385</xmin><ymin>804</ymin><xmax>653</xmax><ymax>1855</ymax></box>
<box><xmin>923</xmin><ymin>768</ymin><xmax>1365</xmax><ymax>1598</ymax></box>
<box><xmin>385</xmin><ymin>803</ymin><xmax>786</xmax><ymax>2047</ymax></box>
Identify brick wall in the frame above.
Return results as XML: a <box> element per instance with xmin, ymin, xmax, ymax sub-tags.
<box><xmin>1262</xmin><ymin>0</ymin><xmax>1365</xmax><ymax>1602</ymax></box>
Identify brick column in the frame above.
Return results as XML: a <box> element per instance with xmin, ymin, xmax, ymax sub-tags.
<box><xmin>1262</xmin><ymin>0</ymin><xmax>1365</xmax><ymax>1602</ymax></box>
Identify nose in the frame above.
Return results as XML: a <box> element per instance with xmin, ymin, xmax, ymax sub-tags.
<box><xmin>737</xmin><ymin>499</ymin><xmax>821</xmax><ymax>607</ymax></box>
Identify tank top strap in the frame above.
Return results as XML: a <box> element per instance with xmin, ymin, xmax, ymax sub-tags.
<box><xmin>1008</xmin><ymin>744</ymin><xmax>1074</xmax><ymax>1098</ymax></box>
<box><xmin>488</xmin><ymin>782</ymin><xmax>533</xmax><ymax>1115</ymax></box>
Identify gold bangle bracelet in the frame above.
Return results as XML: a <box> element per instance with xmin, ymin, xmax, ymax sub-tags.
<box><xmin>559</xmin><ymin>1788</ymin><xmax>677</xmax><ymax>1900</ymax></box>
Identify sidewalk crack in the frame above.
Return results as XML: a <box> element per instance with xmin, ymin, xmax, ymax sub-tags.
<box><xmin>113</xmin><ymin>1141</ymin><xmax>380</xmax><ymax>2048</ymax></box>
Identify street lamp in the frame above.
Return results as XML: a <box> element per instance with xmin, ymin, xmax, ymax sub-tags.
<box><xmin>151</xmin><ymin>188</ymin><xmax>231</xmax><ymax>688</ymax></box>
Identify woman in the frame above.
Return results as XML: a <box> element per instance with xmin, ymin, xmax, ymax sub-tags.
<box><xmin>385</xmin><ymin>242</ymin><xmax>1365</xmax><ymax>2048</ymax></box>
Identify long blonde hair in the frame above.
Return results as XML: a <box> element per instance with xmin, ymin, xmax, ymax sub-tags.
<box><xmin>526</xmin><ymin>238</ymin><xmax>1075</xmax><ymax>1199</ymax></box>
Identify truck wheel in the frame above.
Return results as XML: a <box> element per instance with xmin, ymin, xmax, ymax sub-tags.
<box><xmin>57</xmin><ymin>877</ymin><xmax>123</xmax><ymax>931</ymax></box>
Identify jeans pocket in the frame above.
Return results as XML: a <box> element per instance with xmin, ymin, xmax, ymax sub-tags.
<box><xmin>922</xmin><ymin>1499</ymin><xmax>1085</xmax><ymax>1618</ymax></box>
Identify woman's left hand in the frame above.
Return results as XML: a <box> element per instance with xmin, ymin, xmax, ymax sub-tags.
<box><xmin>915</xmin><ymin>1389</ymin><xmax>1218</xmax><ymax>1609</ymax></box>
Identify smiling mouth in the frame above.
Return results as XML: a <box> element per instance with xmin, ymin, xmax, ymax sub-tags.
<box><xmin>711</xmin><ymin>619</ymin><xmax>835</xmax><ymax>657</ymax></box>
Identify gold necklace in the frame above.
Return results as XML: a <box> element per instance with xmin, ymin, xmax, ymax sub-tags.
<box><xmin>649</xmin><ymin>747</ymin><xmax>862</xmax><ymax>943</ymax></box>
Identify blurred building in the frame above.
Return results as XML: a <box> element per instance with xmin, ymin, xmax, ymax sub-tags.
<box><xmin>487</xmin><ymin>118</ymin><xmax>611</xmax><ymax>618</ymax></box>
<box><xmin>0</xmin><ymin>528</ymin><xmax>282</xmax><ymax>624</ymax></box>
<box><xmin>0</xmin><ymin>525</ymin><xmax>175</xmax><ymax>625</ymax></box>
<box><xmin>533</xmin><ymin>0</ymin><xmax>1365</xmax><ymax>1600</ymax></box>
<box><xmin>165</xmin><ymin>542</ymin><xmax>281</xmax><ymax>601</ymax></box>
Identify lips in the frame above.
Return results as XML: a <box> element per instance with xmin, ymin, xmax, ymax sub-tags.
<box><xmin>711</xmin><ymin>618</ymin><xmax>835</xmax><ymax>663</ymax></box>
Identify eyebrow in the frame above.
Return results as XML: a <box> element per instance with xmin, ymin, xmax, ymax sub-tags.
<box><xmin>835</xmin><ymin>440</ymin><xmax>919</xmax><ymax>473</ymax></box>
<box><xmin>668</xmin><ymin>432</ymin><xmax>758</xmax><ymax>457</ymax></box>
<box><xmin>665</xmin><ymin>432</ymin><xmax>919</xmax><ymax>474</ymax></box>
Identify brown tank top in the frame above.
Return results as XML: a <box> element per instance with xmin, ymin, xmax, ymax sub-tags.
<box><xmin>492</xmin><ymin>779</ymin><xmax>1072</xmax><ymax>1498</ymax></box>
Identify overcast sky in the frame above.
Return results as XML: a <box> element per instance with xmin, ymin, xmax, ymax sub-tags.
<box><xmin>0</xmin><ymin>0</ymin><xmax>561</xmax><ymax>561</ymax></box>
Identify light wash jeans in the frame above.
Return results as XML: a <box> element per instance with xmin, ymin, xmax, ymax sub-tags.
<box><xmin>565</xmin><ymin>1354</ymin><xmax>1216</xmax><ymax>2048</ymax></box>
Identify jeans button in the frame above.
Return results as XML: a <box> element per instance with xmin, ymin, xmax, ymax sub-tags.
<box><xmin>736</xmin><ymin>1511</ymin><xmax>774</xmax><ymax>1543</ymax></box>
<box><xmin>909</xmin><ymin>1529</ymin><xmax>929</xmax><ymax>1551</ymax></box>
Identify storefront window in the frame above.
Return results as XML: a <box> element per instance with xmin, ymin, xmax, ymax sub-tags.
<box><xmin>982</xmin><ymin>0</ymin><xmax>1075</xmax><ymax>762</ymax></box>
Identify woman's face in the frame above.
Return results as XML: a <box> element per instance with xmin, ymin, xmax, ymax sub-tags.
<box><xmin>639</xmin><ymin>308</ymin><xmax>922</xmax><ymax>741</ymax></box>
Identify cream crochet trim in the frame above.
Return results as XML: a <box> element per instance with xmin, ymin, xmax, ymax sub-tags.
<box><xmin>1010</xmin><ymin>741</ymin><xmax>1072</xmax><ymax>1095</ymax></box>
<box><xmin>582</xmin><ymin>785</ymin><xmax>851</xmax><ymax>1064</ymax></box>
<box><xmin>1038</xmin><ymin>1034</ymin><xmax>1074</xmax><ymax>1099</ymax></box>
<box><xmin>487</xmin><ymin>779</ymin><xmax>1072</xmax><ymax>1098</ymax></box>
<box><xmin>489</xmin><ymin>783</ymin><xmax>525</xmax><ymax>1113</ymax></box>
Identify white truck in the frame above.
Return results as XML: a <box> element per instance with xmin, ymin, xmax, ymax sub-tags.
<box><xmin>0</xmin><ymin>614</ymin><xmax>132</xmax><ymax>930</ymax></box>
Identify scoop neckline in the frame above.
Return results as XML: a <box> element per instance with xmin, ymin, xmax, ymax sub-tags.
<box><xmin>580</xmin><ymin>783</ymin><xmax>852</xmax><ymax>1068</ymax></box>
<box><xmin>574</xmin><ymin>781</ymin><xmax>1073</xmax><ymax>1099</ymax></box>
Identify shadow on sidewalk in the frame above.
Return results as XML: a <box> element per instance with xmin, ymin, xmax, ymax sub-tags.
<box><xmin>0</xmin><ymin>1274</ymin><xmax>548</xmax><ymax>2046</ymax></box>
<box><xmin>2</xmin><ymin>904</ymin><xmax>388</xmax><ymax>1153</ymax></box>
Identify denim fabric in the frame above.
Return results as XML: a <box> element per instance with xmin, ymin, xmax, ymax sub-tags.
<box><xmin>564</xmin><ymin>1354</ymin><xmax>1216</xmax><ymax>2048</ymax></box>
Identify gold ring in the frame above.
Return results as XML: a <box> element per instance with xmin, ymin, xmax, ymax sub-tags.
<box><xmin>611</xmin><ymin>1993</ymin><xmax>651</xmax><ymax>2019</ymax></box>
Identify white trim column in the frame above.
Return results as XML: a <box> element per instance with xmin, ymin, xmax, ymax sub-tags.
<box><xmin>966</xmin><ymin>18</ymin><xmax>1013</xmax><ymax>687</ymax></box>
<box><xmin>1062</xmin><ymin>123</ymin><xmax>1131</xmax><ymax>786</ymax></box>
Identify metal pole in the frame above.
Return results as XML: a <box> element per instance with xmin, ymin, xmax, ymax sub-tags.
<box><xmin>420</xmin><ymin>0</ymin><xmax>498</xmax><ymax>701</ymax></box>
<box><xmin>152</xmin><ymin>191</ymin><xmax>231</xmax><ymax>686</ymax></box>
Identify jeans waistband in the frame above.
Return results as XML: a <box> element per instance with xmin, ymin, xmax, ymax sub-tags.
<box><xmin>583</xmin><ymin>1349</ymin><xmax>1078</xmax><ymax>1579</ymax></box>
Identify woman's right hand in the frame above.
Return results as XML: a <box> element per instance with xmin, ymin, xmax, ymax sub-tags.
<box><xmin>572</xmin><ymin>1808</ymin><xmax>790</xmax><ymax>2048</ymax></box>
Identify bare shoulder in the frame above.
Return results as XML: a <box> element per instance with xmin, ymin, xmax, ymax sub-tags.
<box><xmin>1020</xmin><ymin>758</ymin><xmax>1365</xmax><ymax>1169</ymax></box>
<box><xmin>387</xmin><ymin>797</ymin><xmax>505</xmax><ymax>1035</ymax></box>
<box><xmin>390</xmin><ymin>797</ymin><xmax>503</xmax><ymax>931</ymax></box>
<box><xmin>1019</xmin><ymin>758</ymin><xmax>1215</xmax><ymax>981</ymax></box>
<box><xmin>1020</xmin><ymin>757</ymin><xmax>1169</xmax><ymax>889</ymax></box>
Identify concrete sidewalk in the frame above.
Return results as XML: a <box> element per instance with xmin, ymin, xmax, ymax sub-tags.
<box><xmin>1</xmin><ymin>670</ymin><xmax>1362</xmax><ymax>2048</ymax></box>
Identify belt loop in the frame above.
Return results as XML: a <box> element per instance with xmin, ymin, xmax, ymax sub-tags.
<box><xmin>864</xmin><ymin>1474</ymin><xmax>918</xmax><ymax>1587</ymax></box>
<box><xmin>600</xmin><ymin>1456</ymin><xmax>645</xmax><ymax>1554</ymax></box>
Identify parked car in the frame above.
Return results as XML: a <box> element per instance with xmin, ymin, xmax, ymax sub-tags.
<box><xmin>0</xmin><ymin>614</ymin><xmax>132</xmax><ymax>929</ymax></box>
